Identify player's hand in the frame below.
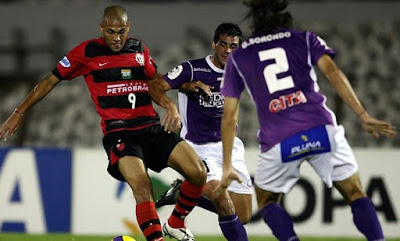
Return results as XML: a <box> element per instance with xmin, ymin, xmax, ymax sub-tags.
<box><xmin>180</xmin><ymin>81</ymin><xmax>214</xmax><ymax>102</ymax></box>
<box><xmin>359</xmin><ymin>112</ymin><xmax>397</xmax><ymax>138</ymax></box>
<box><xmin>0</xmin><ymin>112</ymin><xmax>23</xmax><ymax>142</ymax></box>
<box><xmin>220</xmin><ymin>167</ymin><xmax>242</xmax><ymax>190</ymax></box>
<box><xmin>213</xmin><ymin>167</ymin><xmax>242</xmax><ymax>198</ymax></box>
<box><xmin>161</xmin><ymin>103</ymin><xmax>181</xmax><ymax>133</ymax></box>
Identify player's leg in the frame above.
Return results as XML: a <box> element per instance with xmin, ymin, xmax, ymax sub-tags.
<box><xmin>254</xmin><ymin>144</ymin><xmax>300</xmax><ymax>241</ymax></box>
<box><xmin>164</xmin><ymin>141</ymin><xmax>206</xmax><ymax>240</ymax></box>
<box><xmin>334</xmin><ymin>173</ymin><xmax>384</xmax><ymax>241</ymax></box>
<box><xmin>195</xmin><ymin>158</ymin><xmax>253</xmax><ymax>224</ymax></box>
<box><xmin>118</xmin><ymin>156</ymin><xmax>163</xmax><ymax>241</ymax></box>
<box><xmin>203</xmin><ymin>179</ymin><xmax>248</xmax><ymax>241</ymax></box>
<box><xmin>103</xmin><ymin>131</ymin><xmax>164</xmax><ymax>241</ymax></box>
<box><xmin>167</xmin><ymin>140</ymin><xmax>206</xmax><ymax>186</ymax></box>
<box><xmin>255</xmin><ymin>185</ymin><xmax>299</xmax><ymax>241</ymax></box>
<box><xmin>226</xmin><ymin>142</ymin><xmax>253</xmax><ymax>225</ymax></box>
<box><xmin>311</xmin><ymin>125</ymin><xmax>384</xmax><ymax>241</ymax></box>
<box><xmin>229</xmin><ymin>192</ymin><xmax>252</xmax><ymax>224</ymax></box>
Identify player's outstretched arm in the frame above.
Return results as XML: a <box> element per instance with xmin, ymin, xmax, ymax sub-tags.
<box><xmin>148</xmin><ymin>73</ymin><xmax>181</xmax><ymax>133</ymax></box>
<box><xmin>220</xmin><ymin>97</ymin><xmax>242</xmax><ymax>189</ymax></box>
<box><xmin>318</xmin><ymin>54</ymin><xmax>397</xmax><ymax>138</ymax></box>
<box><xmin>0</xmin><ymin>73</ymin><xmax>61</xmax><ymax>142</ymax></box>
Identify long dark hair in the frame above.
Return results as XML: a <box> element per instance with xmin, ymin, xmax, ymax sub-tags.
<box><xmin>244</xmin><ymin>0</ymin><xmax>293</xmax><ymax>34</ymax></box>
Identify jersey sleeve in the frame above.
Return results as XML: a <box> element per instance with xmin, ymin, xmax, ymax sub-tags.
<box><xmin>220</xmin><ymin>54</ymin><xmax>244</xmax><ymax>99</ymax></box>
<box><xmin>52</xmin><ymin>43</ymin><xmax>88</xmax><ymax>81</ymax></box>
<box><xmin>162</xmin><ymin>61</ymin><xmax>192</xmax><ymax>89</ymax></box>
<box><xmin>143</xmin><ymin>44</ymin><xmax>157</xmax><ymax>79</ymax></box>
<box><xmin>308</xmin><ymin>32</ymin><xmax>336</xmax><ymax>65</ymax></box>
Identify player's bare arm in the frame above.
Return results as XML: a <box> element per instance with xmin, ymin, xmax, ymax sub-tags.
<box><xmin>220</xmin><ymin>96</ymin><xmax>242</xmax><ymax>189</ymax></box>
<box><xmin>318</xmin><ymin>54</ymin><xmax>397</xmax><ymax>138</ymax></box>
<box><xmin>148</xmin><ymin>73</ymin><xmax>181</xmax><ymax>132</ymax></box>
<box><xmin>0</xmin><ymin>73</ymin><xmax>60</xmax><ymax>141</ymax></box>
<box><xmin>179</xmin><ymin>80</ymin><xmax>213</xmax><ymax>95</ymax></box>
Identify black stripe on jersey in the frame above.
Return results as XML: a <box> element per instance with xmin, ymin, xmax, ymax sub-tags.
<box><xmin>105</xmin><ymin>116</ymin><xmax>160</xmax><ymax>132</ymax></box>
<box><xmin>85</xmin><ymin>39</ymin><xmax>144</xmax><ymax>57</ymax></box>
<box><xmin>98</xmin><ymin>92</ymin><xmax>152</xmax><ymax>109</ymax></box>
<box><xmin>92</xmin><ymin>67</ymin><xmax>146</xmax><ymax>82</ymax></box>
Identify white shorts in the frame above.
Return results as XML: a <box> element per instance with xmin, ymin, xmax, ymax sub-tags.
<box><xmin>254</xmin><ymin>125</ymin><xmax>358</xmax><ymax>194</ymax></box>
<box><xmin>186</xmin><ymin>137</ymin><xmax>252</xmax><ymax>194</ymax></box>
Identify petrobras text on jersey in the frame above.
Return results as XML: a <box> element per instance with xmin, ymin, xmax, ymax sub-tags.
<box><xmin>106</xmin><ymin>82</ymin><xmax>149</xmax><ymax>95</ymax></box>
<box><xmin>199</xmin><ymin>92</ymin><xmax>224</xmax><ymax>108</ymax></box>
<box><xmin>242</xmin><ymin>31</ymin><xmax>291</xmax><ymax>49</ymax></box>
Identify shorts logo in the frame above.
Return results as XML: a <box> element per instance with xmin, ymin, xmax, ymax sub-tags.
<box><xmin>116</xmin><ymin>139</ymin><xmax>125</xmax><ymax>151</ymax></box>
<box><xmin>121</xmin><ymin>69</ymin><xmax>132</xmax><ymax>79</ymax></box>
<box><xmin>280</xmin><ymin>125</ymin><xmax>331</xmax><ymax>162</ymax></box>
<box><xmin>136</xmin><ymin>54</ymin><xmax>144</xmax><ymax>66</ymax></box>
<box><xmin>247</xmin><ymin>179</ymin><xmax>252</xmax><ymax>188</ymax></box>
<box><xmin>59</xmin><ymin>56</ymin><xmax>71</xmax><ymax>68</ymax></box>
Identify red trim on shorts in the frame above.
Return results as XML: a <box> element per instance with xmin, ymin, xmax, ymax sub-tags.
<box><xmin>110</xmin><ymin>149</ymin><xmax>121</xmax><ymax>166</ymax></box>
<box><xmin>105</xmin><ymin>123</ymin><xmax>159</xmax><ymax>135</ymax></box>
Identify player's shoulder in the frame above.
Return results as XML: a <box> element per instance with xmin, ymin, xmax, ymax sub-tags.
<box><xmin>178</xmin><ymin>56</ymin><xmax>208</xmax><ymax>70</ymax></box>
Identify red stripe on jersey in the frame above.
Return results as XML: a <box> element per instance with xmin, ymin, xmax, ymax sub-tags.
<box><xmin>53</xmin><ymin>37</ymin><xmax>159</xmax><ymax>134</ymax></box>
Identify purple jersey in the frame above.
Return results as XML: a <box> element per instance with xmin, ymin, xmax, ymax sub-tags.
<box><xmin>163</xmin><ymin>55</ymin><xmax>224</xmax><ymax>143</ymax></box>
<box><xmin>221</xmin><ymin>29</ymin><xmax>337</xmax><ymax>152</ymax></box>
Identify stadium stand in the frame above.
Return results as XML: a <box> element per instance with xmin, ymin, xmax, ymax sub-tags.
<box><xmin>0</xmin><ymin>10</ymin><xmax>399</xmax><ymax>148</ymax></box>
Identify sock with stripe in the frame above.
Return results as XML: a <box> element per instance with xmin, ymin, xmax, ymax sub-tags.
<box><xmin>351</xmin><ymin>197</ymin><xmax>385</xmax><ymax>241</ymax></box>
<box><xmin>219</xmin><ymin>214</ymin><xmax>248</xmax><ymax>241</ymax></box>
<box><xmin>261</xmin><ymin>202</ymin><xmax>299</xmax><ymax>241</ymax></box>
<box><xmin>168</xmin><ymin>180</ymin><xmax>204</xmax><ymax>228</ymax></box>
<box><xmin>136</xmin><ymin>201</ymin><xmax>163</xmax><ymax>241</ymax></box>
<box><xmin>198</xmin><ymin>195</ymin><xmax>217</xmax><ymax>213</ymax></box>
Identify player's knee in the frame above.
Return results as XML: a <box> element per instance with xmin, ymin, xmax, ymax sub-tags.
<box><xmin>186</xmin><ymin>159</ymin><xmax>207</xmax><ymax>186</ymax></box>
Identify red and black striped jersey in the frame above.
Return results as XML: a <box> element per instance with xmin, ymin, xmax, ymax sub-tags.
<box><xmin>52</xmin><ymin>37</ymin><xmax>160</xmax><ymax>134</ymax></box>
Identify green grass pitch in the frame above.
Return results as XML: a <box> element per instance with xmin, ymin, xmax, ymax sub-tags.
<box><xmin>0</xmin><ymin>234</ymin><xmax>399</xmax><ymax>241</ymax></box>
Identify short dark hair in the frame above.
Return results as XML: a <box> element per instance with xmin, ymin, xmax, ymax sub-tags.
<box><xmin>102</xmin><ymin>5</ymin><xmax>129</xmax><ymax>25</ymax></box>
<box><xmin>213</xmin><ymin>23</ymin><xmax>243</xmax><ymax>43</ymax></box>
<box><xmin>244</xmin><ymin>0</ymin><xmax>292</xmax><ymax>34</ymax></box>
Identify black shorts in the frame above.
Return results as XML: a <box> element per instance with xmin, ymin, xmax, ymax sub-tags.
<box><xmin>103</xmin><ymin>124</ymin><xmax>183</xmax><ymax>181</ymax></box>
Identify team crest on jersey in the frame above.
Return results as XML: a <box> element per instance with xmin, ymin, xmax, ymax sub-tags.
<box><xmin>59</xmin><ymin>56</ymin><xmax>71</xmax><ymax>68</ymax></box>
<box><xmin>136</xmin><ymin>53</ymin><xmax>145</xmax><ymax>66</ymax></box>
<box><xmin>167</xmin><ymin>65</ymin><xmax>183</xmax><ymax>80</ymax></box>
<box><xmin>121</xmin><ymin>69</ymin><xmax>132</xmax><ymax>79</ymax></box>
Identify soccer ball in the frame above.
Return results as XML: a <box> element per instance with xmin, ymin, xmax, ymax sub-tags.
<box><xmin>111</xmin><ymin>235</ymin><xmax>136</xmax><ymax>241</ymax></box>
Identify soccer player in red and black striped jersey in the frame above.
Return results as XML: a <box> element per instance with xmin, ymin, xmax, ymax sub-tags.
<box><xmin>0</xmin><ymin>5</ymin><xmax>206</xmax><ymax>241</ymax></box>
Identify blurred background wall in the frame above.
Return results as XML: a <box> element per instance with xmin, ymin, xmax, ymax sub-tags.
<box><xmin>0</xmin><ymin>0</ymin><xmax>399</xmax><ymax>148</ymax></box>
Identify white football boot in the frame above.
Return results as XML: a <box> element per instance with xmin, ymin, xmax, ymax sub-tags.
<box><xmin>162</xmin><ymin>221</ymin><xmax>195</xmax><ymax>241</ymax></box>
